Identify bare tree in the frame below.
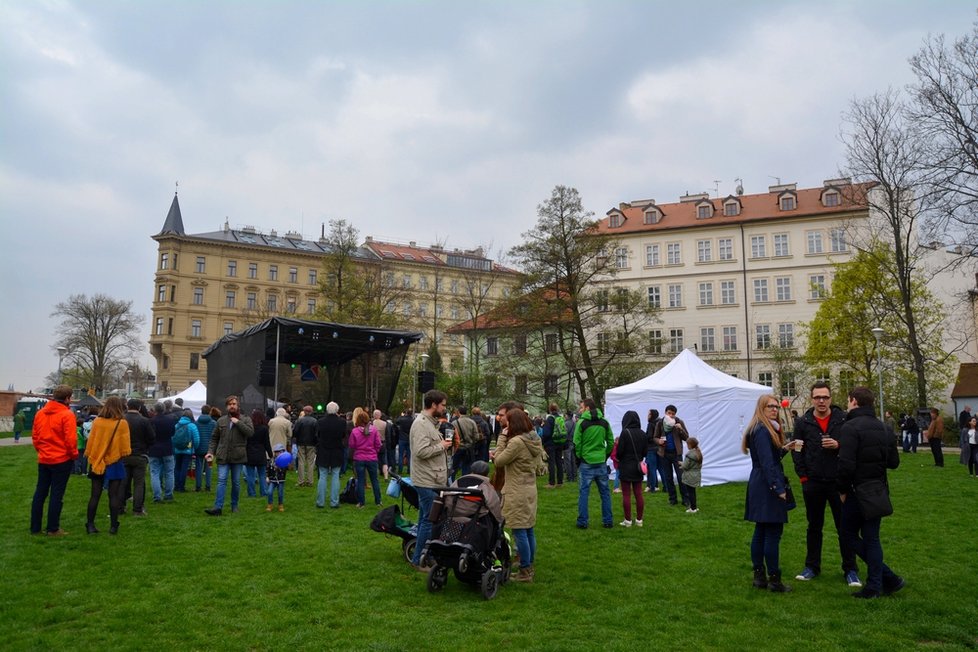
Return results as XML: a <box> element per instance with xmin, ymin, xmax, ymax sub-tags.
<box><xmin>509</xmin><ymin>185</ymin><xmax>659</xmax><ymax>402</ymax></box>
<box><xmin>907</xmin><ymin>18</ymin><xmax>978</xmax><ymax>257</ymax></box>
<box><xmin>52</xmin><ymin>294</ymin><xmax>145</xmax><ymax>393</ymax></box>
<box><xmin>454</xmin><ymin>242</ymin><xmax>513</xmax><ymax>381</ymax></box>
<box><xmin>315</xmin><ymin>219</ymin><xmax>405</xmax><ymax>328</ymax></box>
<box><xmin>841</xmin><ymin>91</ymin><xmax>935</xmax><ymax>407</ymax></box>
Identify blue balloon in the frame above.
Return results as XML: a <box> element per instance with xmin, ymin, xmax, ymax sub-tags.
<box><xmin>274</xmin><ymin>452</ymin><xmax>293</xmax><ymax>469</ymax></box>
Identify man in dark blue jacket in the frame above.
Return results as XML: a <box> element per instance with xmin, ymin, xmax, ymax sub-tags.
<box><xmin>837</xmin><ymin>386</ymin><xmax>904</xmax><ymax>599</ymax></box>
<box><xmin>148</xmin><ymin>402</ymin><xmax>177</xmax><ymax>502</ymax></box>
<box><xmin>791</xmin><ymin>382</ymin><xmax>860</xmax><ymax>587</ymax></box>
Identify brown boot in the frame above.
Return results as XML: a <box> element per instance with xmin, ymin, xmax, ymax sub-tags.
<box><xmin>513</xmin><ymin>567</ymin><xmax>533</xmax><ymax>583</ymax></box>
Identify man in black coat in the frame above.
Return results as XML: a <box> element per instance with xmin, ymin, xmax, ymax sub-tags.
<box><xmin>395</xmin><ymin>410</ymin><xmax>414</xmax><ymax>474</ymax></box>
<box><xmin>123</xmin><ymin>399</ymin><xmax>156</xmax><ymax>516</ymax></box>
<box><xmin>315</xmin><ymin>402</ymin><xmax>347</xmax><ymax>508</ymax></box>
<box><xmin>836</xmin><ymin>386</ymin><xmax>904</xmax><ymax>599</ymax></box>
<box><xmin>791</xmin><ymin>382</ymin><xmax>860</xmax><ymax>587</ymax></box>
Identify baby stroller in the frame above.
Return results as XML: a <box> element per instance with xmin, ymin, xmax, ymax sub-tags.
<box><xmin>369</xmin><ymin>473</ymin><xmax>420</xmax><ymax>563</ymax></box>
<box><xmin>419</xmin><ymin>473</ymin><xmax>511</xmax><ymax>600</ymax></box>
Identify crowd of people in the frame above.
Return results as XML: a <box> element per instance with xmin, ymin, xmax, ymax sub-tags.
<box><xmin>26</xmin><ymin>380</ymin><xmax>940</xmax><ymax>598</ymax></box>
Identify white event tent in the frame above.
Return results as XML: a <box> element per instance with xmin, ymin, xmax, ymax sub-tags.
<box><xmin>604</xmin><ymin>349</ymin><xmax>771</xmax><ymax>486</ymax></box>
<box><xmin>159</xmin><ymin>380</ymin><xmax>207</xmax><ymax>417</ymax></box>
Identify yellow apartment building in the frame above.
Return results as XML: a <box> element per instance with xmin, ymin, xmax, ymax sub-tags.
<box><xmin>150</xmin><ymin>194</ymin><xmax>519</xmax><ymax>393</ymax></box>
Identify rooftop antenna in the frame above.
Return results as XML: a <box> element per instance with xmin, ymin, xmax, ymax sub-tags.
<box><xmin>735</xmin><ymin>177</ymin><xmax>744</xmax><ymax>196</ymax></box>
<box><xmin>769</xmin><ymin>175</ymin><xmax>781</xmax><ymax>185</ymax></box>
<box><xmin>713</xmin><ymin>180</ymin><xmax>721</xmax><ymax>198</ymax></box>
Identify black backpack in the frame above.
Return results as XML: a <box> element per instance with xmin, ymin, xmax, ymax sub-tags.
<box><xmin>339</xmin><ymin>477</ymin><xmax>358</xmax><ymax>504</ymax></box>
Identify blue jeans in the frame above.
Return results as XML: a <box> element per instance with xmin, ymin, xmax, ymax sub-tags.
<box><xmin>513</xmin><ymin>527</ymin><xmax>536</xmax><ymax>568</ymax></box>
<box><xmin>565</xmin><ymin>444</ymin><xmax>577</xmax><ymax>481</ymax></box>
<box><xmin>661</xmin><ymin>453</ymin><xmax>689</xmax><ymax>505</ymax></box>
<box><xmin>214</xmin><ymin>463</ymin><xmax>243</xmax><ymax>510</ymax></box>
<box><xmin>577</xmin><ymin>463</ymin><xmax>612</xmax><ymax>527</ymax></box>
<box><xmin>750</xmin><ymin>522</ymin><xmax>784</xmax><ymax>575</ymax></box>
<box><xmin>194</xmin><ymin>456</ymin><xmax>211</xmax><ymax>491</ymax></box>
<box><xmin>841</xmin><ymin>496</ymin><xmax>899</xmax><ymax>593</ymax></box>
<box><xmin>411</xmin><ymin>487</ymin><xmax>437</xmax><ymax>565</ymax></box>
<box><xmin>354</xmin><ymin>460</ymin><xmax>381</xmax><ymax>506</ymax></box>
<box><xmin>397</xmin><ymin>440</ymin><xmax>410</xmax><ymax>474</ymax></box>
<box><xmin>31</xmin><ymin>460</ymin><xmax>73</xmax><ymax>533</ymax></box>
<box><xmin>174</xmin><ymin>454</ymin><xmax>192</xmax><ymax>491</ymax></box>
<box><xmin>244</xmin><ymin>465</ymin><xmax>268</xmax><ymax>497</ymax></box>
<box><xmin>149</xmin><ymin>455</ymin><xmax>174</xmax><ymax>501</ymax></box>
<box><xmin>267</xmin><ymin>481</ymin><xmax>284</xmax><ymax>505</ymax></box>
<box><xmin>317</xmin><ymin>466</ymin><xmax>341</xmax><ymax>507</ymax></box>
<box><xmin>645</xmin><ymin>451</ymin><xmax>659</xmax><ymax>490</ymax></box>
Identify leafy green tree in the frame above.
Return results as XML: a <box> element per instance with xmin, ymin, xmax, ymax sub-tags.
<box><xmin>803</xmin><ymin>246</ymin><xmax>952</xmax><ymax>410</ymax></box>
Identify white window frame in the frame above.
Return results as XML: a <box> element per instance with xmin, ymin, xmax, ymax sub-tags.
<box><xmin>645</xmin><ymin>244</ymin><xmax>660</xmax><ymax>267</ymax></box>
<box><xmin>753</xmin><ymin>278</ymin><xmax>769</xmax><ymax>303</ymax></box>
<box><xmin>720</xmin><ymin>280</ymin><xmax>736</xmax><ymax>305</ymax></box>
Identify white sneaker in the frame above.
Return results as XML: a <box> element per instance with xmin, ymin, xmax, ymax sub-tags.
<box><xmin>685</xmin><ymin>508</ymin><xmax>698</xmax><ymax>513</ymax></box>
<box><xmin>634</xmin><ymin>519</ymin><xmax>644</xmax><ymax>527</ymax></box>
<box><xmin>619</xmin><ymin>519</ymin><xmax>633</xmax><ymax>527</ymax></box>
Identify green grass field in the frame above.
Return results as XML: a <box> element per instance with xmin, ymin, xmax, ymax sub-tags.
<box><xmin>0</xmin><ymin>441</ymin><xmax>975</xmax><ymax>651</ymax></box>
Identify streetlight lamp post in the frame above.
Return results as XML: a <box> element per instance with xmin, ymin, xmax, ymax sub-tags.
<box><xmin>871</xmin><ymin>327</ymin><xmax>885</xmax><ymax>419</ymax></box>
<box><xmin>125</xmin><ymin>367</ymin><xmax>134</xmax><ymax>398</ymax></box>
<box><xmin>56</xmin><ymin>346</ymin><xmax>68</xmax><ymax>385</ymax></box>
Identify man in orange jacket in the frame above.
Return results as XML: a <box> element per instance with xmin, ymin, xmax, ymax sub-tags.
<box><xmin>31</xmin><ymin>385</ymin><xmax>78</xmax><ymax>536</ymax></box>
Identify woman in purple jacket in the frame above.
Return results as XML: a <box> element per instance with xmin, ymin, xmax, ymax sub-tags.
<box><xmin>350</xmin><ymin>407</ymin><xmax>383</xmax><ymax>507</ymax></box>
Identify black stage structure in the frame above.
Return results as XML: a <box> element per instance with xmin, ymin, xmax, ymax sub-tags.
<box><xmin>202</xmin><ymin>317</ymin><xmax>423</xmax><ymax>416</ymax></box>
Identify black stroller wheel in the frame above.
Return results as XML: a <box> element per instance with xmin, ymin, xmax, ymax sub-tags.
<box><xmin>481</xmin><ymin>569</ymin><xmax>499</xmax><ymax>600</ymax></box>
<box><xmin>426</xmin><ymin>565</ymin><xmax>448</xmax><ymax>593</ymax></box>
<box><xmin>403</xmin><ymin>538</ymin><xmax>417</xmax><ymax>564</ymax></box>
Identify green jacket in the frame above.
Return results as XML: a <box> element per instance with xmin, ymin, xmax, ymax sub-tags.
<box><xmin>572</xmin><ymin>409</ymin><xmax>614</xmax><ymax>464</ymax></box>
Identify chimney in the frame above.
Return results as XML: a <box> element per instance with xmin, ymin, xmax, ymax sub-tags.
<box><xmin>680</xmin><ymin>192</ymin><xmax>710</xmax><ymax>203</ymax></box>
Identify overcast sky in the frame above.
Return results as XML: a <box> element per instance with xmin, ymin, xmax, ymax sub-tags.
<box><xmin>0</xmin><ymin>1</ymin><xmax>972</xmax><ymax>392</ymax></box>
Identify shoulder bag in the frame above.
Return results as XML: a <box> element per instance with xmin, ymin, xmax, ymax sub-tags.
<box><xmin>853</xmin><ymin>478</ymin><xmax>893</xmax><ymax>519</ymax></box>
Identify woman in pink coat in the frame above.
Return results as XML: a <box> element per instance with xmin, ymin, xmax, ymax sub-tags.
<box><xmin>349</xmin><ymin>407</ymin><xmax>383</xmax><ymax>507</ymax></box>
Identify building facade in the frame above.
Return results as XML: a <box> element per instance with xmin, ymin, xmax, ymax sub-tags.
<box><xmin>149</xmin><ymin>195</ymin><xmax>519</xmax><ymax>393</ymax></box>
<box><xmin>592</xmin><ymin>179</ymin><xmax>865</xmax><ymax>398</ymax></box>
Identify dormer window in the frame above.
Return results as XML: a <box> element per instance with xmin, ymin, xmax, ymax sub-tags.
<box><xmin>779</xmin><ymin>193</ymin><xmax>797</xmax><ymax>211</ymax></box>
<box><xmin>696</xmin><ymin>201</ymin><xmax>714</xmax><ymax>219</ymax></box>
<box><xmin>609</xmin><ymin>213</ymin><xmax>623</xmax><ymax>228</ymax></box>
<box><xmin>723</xmin><ymin>201</ymin><xmax>740</xmax><ymax>216</ymax></box>
<box><xmin>643</xmin><ymin>207</ymin><xmax>661</xmax><ymax>225</ymax></box>
<box><xmin>822</xmin><ymin>190</ymin><xmax>840</xmax><ymax>207</ymax></box>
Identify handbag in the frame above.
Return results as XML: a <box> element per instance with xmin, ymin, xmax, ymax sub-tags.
<box><xmin>783</xmin><ymin>476</ymin><xmax>796</xmax><ymax>511</ymax></box>
<box><xmin>853</xmin><ymin>478</ymin><xmax>893</xmax><ymax>519</ymax></box>
<box><xmin>624</xmin><ymin>428</ymin><xmax>647</xmax><ymax>476</ymax></box>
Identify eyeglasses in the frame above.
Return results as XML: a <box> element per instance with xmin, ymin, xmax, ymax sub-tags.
<box><xmin>765</xmin><ymin>404</ymin><xmax>780</xmax><ymax>409</ymax></box>
<box><xmin>812</xmin><ymin>395</ymin><xmax>831</xmax><ymax>401</ymax></box>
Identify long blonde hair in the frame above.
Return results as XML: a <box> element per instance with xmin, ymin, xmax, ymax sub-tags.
<box><xmin>741</xmin><ymin>394</ymin><xmax>784</xmax><ymax>453</ymax></box>
<box><xmin>352</xmin><ymin>407</ymin><xmax>370</xmax><ymax>428</ymax></box>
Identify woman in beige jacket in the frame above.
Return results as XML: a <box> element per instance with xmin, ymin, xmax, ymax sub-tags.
<box><xmin>492</xmin><ymin>407</ymin><xmax>545</xmax><ymax>582</ymax></box>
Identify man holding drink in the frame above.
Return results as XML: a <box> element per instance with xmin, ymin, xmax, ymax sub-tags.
<box><xmin>791</xmin><ymin>382</ymin><xmax>861</xmax><ymax>587</ymax></box>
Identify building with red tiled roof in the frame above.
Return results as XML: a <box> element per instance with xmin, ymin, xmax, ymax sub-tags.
<box><xmin>150</xmin><ymin>195</ymin><xmax>520</xmax><ymax>394</ymax></box>
<box><xmin>588</xmin><ymin>179</ymin><xmax>871</xmax><ymax>399</ymax></box>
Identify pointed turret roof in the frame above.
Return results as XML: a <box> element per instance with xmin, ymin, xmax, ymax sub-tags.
<box><xmin>158</xmin><ymin>193</ymin><xmax>185</xmax><ymax>235</ymax></box>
